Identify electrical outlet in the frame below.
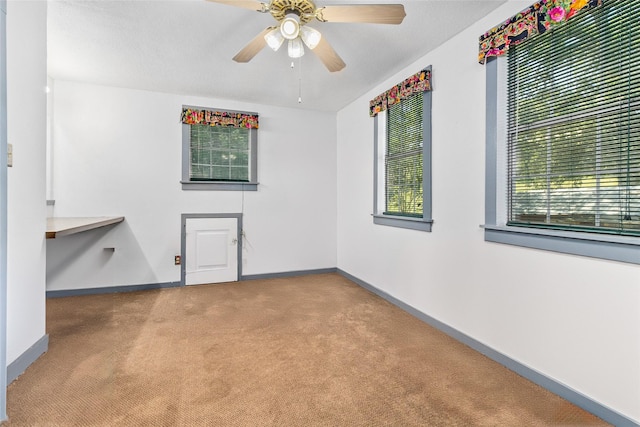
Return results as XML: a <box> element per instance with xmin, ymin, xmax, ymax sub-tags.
<box><xmin>174</xmin><ymin>255</ymin><xmax>181</xmax><ymax>265</ymax></box>
<box><xmin>7</xmin><ymin>144</ymin><xmax>12</xmax><ymax>167</ymax></box>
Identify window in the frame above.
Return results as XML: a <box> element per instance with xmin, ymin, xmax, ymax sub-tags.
<box><xmin>484</xmin><ymin>1</ymin><xmax>640</xmax><ymax>264</ymax></box>
<box><xmin>190</xmin><ymin>126</ymin><xmax>250</xmax><ymax>182</ymax></box>
<box><xmin>181</xmin><ymin>106</ymin><xmax>258</xmax><ymax>191</ymax></box>
<box><xmin>372</xmin><ymin>67</ymin><xmax>433</xmax><ymax>231</ymax></box>
<box><xmin>386</xmin><ymin>94</ymin><xmax>424</xmax><ymax>217</ymax></box>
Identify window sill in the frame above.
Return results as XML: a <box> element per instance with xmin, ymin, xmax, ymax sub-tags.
<box><xmin>483</xmin><ymin>224</ymin><xmax>640</xmax><ymax>264</ymax></box>
<box><xmin>373</xmin><ymin>214</ymin><xmax>433</xmax><ymax>232</ymax></box>
<box><xmin>181</xmin><ymin>181</ymin><xmax>258</xmax><ymax>191</ymax></box>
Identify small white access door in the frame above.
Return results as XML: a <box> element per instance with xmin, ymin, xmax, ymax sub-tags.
<box><xmin>185</xmin><ymin>217</ymin><xmax>238</xmax><ymax>285</ymax></box>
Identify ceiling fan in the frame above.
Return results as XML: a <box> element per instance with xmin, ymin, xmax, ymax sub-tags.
<box><xmin>206</xmin><ymin>0</ymin><xmax>406</xmax><ymax>72</ymax></box>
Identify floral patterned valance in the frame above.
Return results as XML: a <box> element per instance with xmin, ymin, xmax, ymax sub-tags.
<box><xmin>181</xmin><ymin>108</ymin><xmax>259</xmax><ymax>129</ymax></box>
<box><xmin>478</xmin><ymin>0</ymin><xmax>603</xmax><ymax>64</ymax></box>
<box><xmin>369</xmin><ymin>68</ymin><xmax>432</xmax><ymax>117</ymax></box>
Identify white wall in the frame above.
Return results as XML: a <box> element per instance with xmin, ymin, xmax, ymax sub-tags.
<box><xmin>6</xmin><ymin>0</ymin><xmax>47</xmax><ymax>364</ymax></box>
<box><xmin>336</xmin><ymin>1</ymin><xmax>640</xmax><ymax>424</ymax></box>
<box><xmin>47</xmin><ymin>80</ymin><xmax>337</xmax><ymax>290</ymax></box>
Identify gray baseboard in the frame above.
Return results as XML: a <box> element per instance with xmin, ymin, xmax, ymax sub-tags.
<box><xmin>241</xmin><ymin>268</ymin><xmax>337</xmax><ymax>281</ymax></box>
<box><xmin>7</xmin><ymin>334</ymin><xmax>48</xmax><ymax>383</ymax></box>
<box><xmin>45</xmin><ymin>269</ymin><xmax>340</xmax><ymax>298</ymax></box>
<box><xmin>38</xmin><ymin>269</ymin><xmax>638</xmax><ymax>426</ymax></box>
<box><xmin>45</xmin><ymin>268</ymin><xmax>340</xmax><ymax>298</ymax></box>
<box><xmin>337</xmin><ymin>269</ymin><xmax>639</xmax><ymax>427</ymax></box>
<box><xmin>46</xmin><ymin>281</ymin><xmax>180</xmax><ymax>298</ymax></box>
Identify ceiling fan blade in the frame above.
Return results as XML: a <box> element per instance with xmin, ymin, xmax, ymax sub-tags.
<box><xmin>312</xmin><ymin>37</ymin><xmax>346</xmax><ymax>73</ymax></box>
<box><xmin>316</xmin><ymin>4</ymin><xmax>406</xmax><ymax>24</ymax></box>
<box><xmin>232</xmin><ymin>27</ymin><xmax>274</xmax><ymax>63</ymax></box>
<box><xmin>205</xmin><ymin>0</ymin><xmax>269</xmax><ymax>12</ymax></box>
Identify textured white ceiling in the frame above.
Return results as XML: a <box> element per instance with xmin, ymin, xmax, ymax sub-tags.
<box><xmin>47</xmin><ymin>0</ymin><xmax>508</xmax><ymax>112</ymax></box>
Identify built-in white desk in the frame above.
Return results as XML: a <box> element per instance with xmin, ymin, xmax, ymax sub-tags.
<box><xmin>46</xmin><ymin>217</ymin><xmax>125</xmax><ymax>239</ymax></box>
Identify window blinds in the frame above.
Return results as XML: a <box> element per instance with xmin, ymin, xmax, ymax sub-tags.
<box><xmin>190</xmin><ymin>126</ymin><xmax>250</xmax><ymax>182</ymax></box>
<box><xmin>385</xmin><ymin>93</ymin><xmax>423</xmax><ymax>217</ymax></box>
<box><xmin>507</xmin><ymin>1</ymin><xmax>640</xmax><ymax>235</ymax></box>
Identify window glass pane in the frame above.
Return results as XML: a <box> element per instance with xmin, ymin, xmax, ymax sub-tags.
<box><xmin>386</xmin><ymin>156</ymin><xmax>423</xmax><ymax>215</ymax></box>
<box><xmin>385</xmin><ymin>93</ymin><xmax>423</xmax><ymax>217</ymax></box>
<box><xmin>229</xmin><ymin>128</ymin><xmax>249</xmax><ymax>150</ymax></box>
<box><xmin>507</xmin><ymin>2</ymin><xmax>640</xmax><ymax>235</ymax></box>
<box><xmin>229</xmin><ymin>167</ymin><xmax>249</xmax><ymax>181</ymax></box>
<box><xmin>190</xmin><ymin>125</ymin><xmax>250</xmax><ymax>182</ymax></box>
<box><xmin>229</xmin><ymin>151</ymin><xmax>248</xmax><ymax>167</ymax></box>
<box><xmin>211</xmin><ymin>166</ymin><xmax>229</xmax><ymax>180</ymax></box>
<box><xmin>210</xmin><ymin>149</ymin><xmax>227</xmax><ymax>166</ymax></box>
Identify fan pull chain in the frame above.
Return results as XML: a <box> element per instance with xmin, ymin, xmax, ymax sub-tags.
<box><xmin>298</xmin><ymin>57</ymin><xmax>303</xmax><ymax>103</ymax></box>
<box><xmin>290</xmin><ymin>57</ymin><xmax>303</xmax><ymax>103</ymax></box>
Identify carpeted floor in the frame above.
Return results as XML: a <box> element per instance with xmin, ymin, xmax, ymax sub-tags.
<box><xmin>6</xmin><ymin>273</ymin><xmax>610</xmax><ymax>426</ymax></box>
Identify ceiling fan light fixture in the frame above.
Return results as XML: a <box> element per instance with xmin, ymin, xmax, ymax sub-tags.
<box><xmin>299</xmin><ymin>25</ymin><xmax>321</xmax><ymax>49</ymax></box>
<box><xmin>264</xmin><ymin>27</ymin><xmax>284</xmax><ymax>51</ymax></box>
<box><xmin>280</xmin><ymin>15</ymin><xmax>300</xmax><ymax>40</ymax></box>
<box><xmin>287</xmin><ymin>38</ymin><xmax>305</xmax><ymax>58</ymax></box>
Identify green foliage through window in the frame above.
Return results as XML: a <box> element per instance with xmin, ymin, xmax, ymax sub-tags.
<box><xmin>385</xmin><ymin>93</ymin><xmax>423</xmax><ymax>217</ymax></box>
<box><xmin>190</xmin><ymin>126</ymin><xmax>250</xmax><ymax>182</ymax></box>
<box><xmin>507</xmin><ymin>1</ymin><xmax>640</xmax><ymax>235</ymax></box>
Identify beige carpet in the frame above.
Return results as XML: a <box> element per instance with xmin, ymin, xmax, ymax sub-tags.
<box><xmin>6</xmin><ymin>273</ymin><xmax>609</xmax><ymax>426</ymax></box>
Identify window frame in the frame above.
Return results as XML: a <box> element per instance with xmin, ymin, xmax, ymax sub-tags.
<box><xmin>373</xmin><ymin>87</ymin><xmax>433</xmax><ymax>232</ymax></box>
<box><xmin>181</xmin><ymin>105</ymin><xmax>258</xmax><ymax>191</ymax></box>
<box><xmin>484</xmin><ymin>57</ymin><xmax>640</xmax><ymax>264</ymax></box>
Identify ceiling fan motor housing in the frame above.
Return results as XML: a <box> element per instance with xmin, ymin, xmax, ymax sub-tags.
<box><xmin>218</xmin><ymin>0</ymin><xmax>406</xmax><ymax>73</ymax></box>
<box><xmin>269</xmin><ymin>0</ymin><xmax>316</xmax><ymax>25</ymax></box>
